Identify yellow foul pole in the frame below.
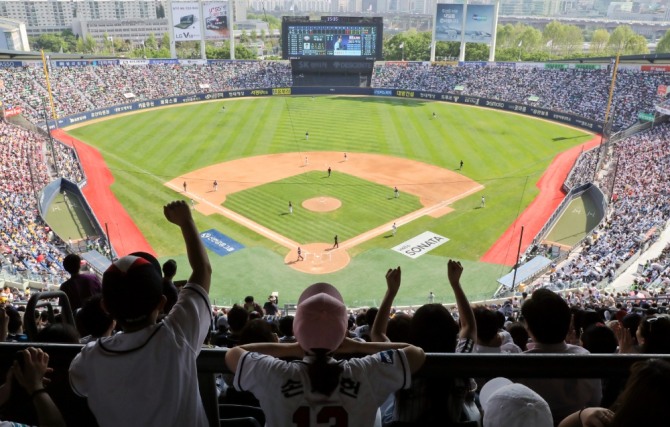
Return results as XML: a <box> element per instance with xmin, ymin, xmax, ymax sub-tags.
<box><xmin>40</xmin><ymin>50</ymin><xmax>57</xmax><ymax>120</ymax></box>
<box><xmin>604</xmin><ymin>53</ymin><xmax>620</xmax><ymax>125</ymax></box>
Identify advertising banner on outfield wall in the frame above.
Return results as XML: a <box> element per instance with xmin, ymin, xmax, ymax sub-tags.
<box><xmin>435</xmin><ymin>4</ymin><xmax>464</xmax><ymax>42</ymax></box>
<box><xmin>172</xmin><ymin>2</ymin><xmax>202</xmax><ymax>41</ymax></box>
<box><xmin>203</xmin><ymin>1</ymin><xmax>229</xmax><ymax>40</ymax></box>
<box><xmin>48</xmin><ymin>87</ymin><xmax>602</xmax><ymax>134</ymax></box>
<box><xmin>392</xmin><ymin>231</ymin><xmax>449</xmax><ymax>259</ymax></box>
<box><xmin>463</xmin><ymin>5</ymin><xmax>495</xmax><ymax>44</ymax></box>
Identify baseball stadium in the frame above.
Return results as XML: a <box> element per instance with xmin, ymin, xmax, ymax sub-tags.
<box><xmin>0</xmin><ymin>55</ymin><xmax>666</xmax><ymax>308</ymax></box>
<box><xmin>2</xmin><ymin>7</ymin><xmax>670</xmax><ymax>427</ymax></box>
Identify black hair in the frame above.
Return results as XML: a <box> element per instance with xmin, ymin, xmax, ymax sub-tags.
<box><xmin>75</xmin><ymin>294</ymin><xmax>114</xmax><ymax>338</ymax></box>
<box><xmin>580</xmin><ymin>324</ymin><xmax>618</xmax><ymax>354</ymax></box>
<box><xmin>36</xmin><ymin>323</ymin><xmax>80</xmax><ymax>343</ymax></box>
<box><xmin>364</xmin><ymin>307</ymin><xmax>378</xmax><ymax>326</ymax></box>
<box><xmin>638</xmin><ymin>314</ymin><xmax>670</xmax><ymax>354</ymax></box>
<box><xmin>307</xmin><ymin>349</ymin><xmax>343</xmax><ymax>396</ymax></box>
<box><xmin>5</xmin><ymin>305</ymin><xmax>22</xmax><ymax>334</ymax></box>
<box><xmin>409</xmin><ymin>304</ymin><xmax>459</xmax><ymax>353</ymax></box>
<box><xmin>227</xmin><ymin>304</ymin><xmax>249</xmax><ymax>332</ymax></box>
<box><xmin>507</xmin><ymin>322</ymin><xmax>529</xmax><ymax>352</ymax></box>
<box><xmin>278</xmin><ymin>315</ymin><xmax>294</xmax><ymax>337</ymax></box>
<box><xmin>239</xmin><ymin>319</ymin><xmax>276</xmax><ymax>345</ymax></box>
<box><xmin>387</xmin><ymin>312</ymin><xmax>411</xmax><ymax>343</ymax></box>
<box><xmin>474</xmin><ymin>306</ymin><xmax>499</xmax><ymax>343</ymax></box>
<box><xmin>244</xmin><ymin>296</ymin><xmax>254</xmax><ymax>303</ymax></box>
<box><xmin>522</xmin><ymin>288</ymin><xmax>570</xmax><ymax>344</ymax></box>
<box><xmin>162</xmin><ymin>259</ymin><xmax>177</xmax><ymax>277</ymax></box>
<box><xmin>63</xmin><ymin>254</ymin><xmax>81</xmax><ymax>275</ymax></box>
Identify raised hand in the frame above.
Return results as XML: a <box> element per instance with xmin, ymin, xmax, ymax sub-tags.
<box><xmin>163</xmin><ymin>200</ymin><xmax>193</xmax><ymax>227</ymax></box>
<box><xmin>385</xmin><ymin>266</ymin><xmax>401</xmax><ymax>296</ymax></box>
<box><xmin>447</xmin><ymin>259</ymin><xmax>463</xmax><ymax>287</ymax></box>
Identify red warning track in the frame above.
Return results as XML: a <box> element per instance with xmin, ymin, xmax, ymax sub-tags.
<box><xmin>481</xmin><ymin>136</ymin><xmax>602</xmax><ymax>266</ymax></box>
<box><xmin>52</xmin><ymin>129</ymin><xmax>154</xmax><ymax>257</ymax></box>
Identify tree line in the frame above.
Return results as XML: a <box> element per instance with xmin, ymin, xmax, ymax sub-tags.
<box><xmin>29</xmin><ymin>20</ymin><xmax>670</xmax><ymax>62</ymax></box>
<box><xmin>385</xmin><ymin>21</ymin><xmax>664</xmax><ymax>62</ymax></box>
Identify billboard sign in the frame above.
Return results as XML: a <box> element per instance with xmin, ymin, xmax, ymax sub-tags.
<box><xmin>172</xmin><ymin>2</ymin><xmax>202</xmax><ymax>41</ymax></box>
<box><xmin>463</xmin><ymin>4</ymin><xmax>495</xmax><ymax>43</ymax></box>
<box><xmin>203</xmin><ymin>1</ymin><xmax>229</xmax><ymax>40</ymax></box>
<box><xmin>435</xmin><ymin>4</ymin><xmax>464</xmax><ymax>42</ymax></box>
<box><xmin>392</xmin><ymin>231</ymin><xmax>449</xmax><ymax>259</ymax></box>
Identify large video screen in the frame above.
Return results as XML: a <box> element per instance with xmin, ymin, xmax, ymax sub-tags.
<box><xmin>282</xmin><ymin>18</ymin><xmax>383</xmax><ymax>60</ymax></box>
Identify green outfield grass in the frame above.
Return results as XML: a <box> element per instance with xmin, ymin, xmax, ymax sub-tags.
<box><xmin>224</xmin><ymin>170</ymin><xmax>422</xmax><ymax>243</ymax></box>
<box><xmin>66</xmin><ymin>96</ymin><xmax>593</xmax><ymax>306</ymax></box>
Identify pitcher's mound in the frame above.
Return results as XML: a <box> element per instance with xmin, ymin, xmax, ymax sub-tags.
<box><xmin>302</xmin><ymin>197</ymin><xmax>341</xmax><ymax>212</ymax></box>
<box><xmin>285</xmin><ymin>243</ymin><xmax>350</xmax><ymax>274</ymax></box>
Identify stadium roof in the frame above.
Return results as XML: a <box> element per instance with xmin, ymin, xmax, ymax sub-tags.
<box><xmin>497</xmin><ymin>256</ymin><xmax>552</xmax><ymax>290</ymax></box>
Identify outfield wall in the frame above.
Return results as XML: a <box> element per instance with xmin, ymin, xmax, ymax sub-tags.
<box><xmin>46</xmin><ymin>87</ymin><xmax>603</xmax><ymax>133</ymax></box>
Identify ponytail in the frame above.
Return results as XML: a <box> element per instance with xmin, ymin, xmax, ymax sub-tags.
<box><xmin>307</xmin><ymin>349</ymin><xmax>343</xmax><ymax>396</ymax></box>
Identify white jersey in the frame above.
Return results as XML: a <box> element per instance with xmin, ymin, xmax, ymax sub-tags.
<box><xmin>69</xmin><ymin>283</ymin><xmax>212</xmax><ymax>427</ymax></box>
<box><xmin>234</xmin><ymin>350</ymin><xmax>411</xmax><ymax>427</ymax></box>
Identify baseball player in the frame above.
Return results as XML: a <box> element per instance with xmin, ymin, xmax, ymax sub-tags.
<box><xmin>297</xmin><ymin>247</ymin><xmax>304</xmax><ymax>261</ymax></box>
<box><xmin>183</xmin><ymin>181</ymin><xmax>187</xmax><ymax>192</ymax></box>
<box><xmin>394</xmin><ymin>187</ymin><xmax>399</xmax><ymax>199</ymax></box>
<box><xmin>328</xmin><ymin>167</ymin><xmax>331</xmax><ymax>177</ymax></box>
<box><xmin>213</xmin><ymin>180</ymin><xmax>218</xmax><ymax>192</ymax></box>
<box><xmin>305</xmin><ymin>131</ymin><xmax>309</xmax><ymax>140</ymax></box>
<box><xmin>481</xmin><ymin>196</ymin><xmax>486</xmax><ymax>208</ymax></box>
<box><xmin>392</xmin><ymin>222</ymin><xmax>397</xmax><ymax>236</ymax></box>
<box><xmin>289</xmin><ymin>201</ymin><xmax>293</xmax><ymax>215</ymax></box>
<box><xmin>224</xmin><ymin>275</ymin><xmax>425</xmax><ymax>427</ymax></box>
<box><xmin>333</xmin><ymin>235</ymin><xmax>338</xmax><ymax>249</ymax></box>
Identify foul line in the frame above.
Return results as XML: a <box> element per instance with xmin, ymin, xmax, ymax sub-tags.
<box><xmin>170</xmin><ymin>182</ymin><xmax>484</xmax><ymax>252</ymax></box>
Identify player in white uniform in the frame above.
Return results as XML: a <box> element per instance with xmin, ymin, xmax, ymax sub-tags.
<box><xmin>69</xmin><ymin>200</ymin><xmax>212</xmax><ymax>427</ymax></box>
<box><xmin>225</xmin><ymin>272</ymin><xmax>425</xmax><ymax>427</ymax></box>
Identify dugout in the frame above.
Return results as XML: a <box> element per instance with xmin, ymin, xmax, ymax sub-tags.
<box><xmin>39</xmin><ymin>178</ymin><xmax>113</xmax><ymax>274</ymax></box>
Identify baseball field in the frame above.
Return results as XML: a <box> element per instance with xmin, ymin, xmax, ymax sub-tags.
<box><xmin>62</xmin><ymin>96</ymin><xmax>595</xmax><ymax>307</ymax></box>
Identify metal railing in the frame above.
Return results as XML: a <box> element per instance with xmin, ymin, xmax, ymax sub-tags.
<box><xmin>1</xmin><ymin>342</ymin><xmax>669</xmax><ymax>427</ymax></box>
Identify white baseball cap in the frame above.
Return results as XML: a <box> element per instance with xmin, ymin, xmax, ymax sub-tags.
<box><xmin>480</xmin><ymin>378</ymin><xmax>553</xmax><ymax>427</ymax></box>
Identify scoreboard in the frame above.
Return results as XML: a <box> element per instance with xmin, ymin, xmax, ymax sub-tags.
<box><xmin>282</xmin><ymin>16</ymin><xmax>383</xmax><ymax>61</ymax></box>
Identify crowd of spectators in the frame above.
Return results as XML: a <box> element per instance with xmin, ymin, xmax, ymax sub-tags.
<box><xmin>372</xmin><ymin>63</ymin><xmax>668</xmax><ymax>131</ymax></box>
<box><xmin>540</xmin><ymin>124</ymin><xmax>670</xmax><ymax>291</ymax></box>
<box><xmin>0</xmin><ymin>62</ymin><xmax>293</xmax><ymax>123</ymax></box>
<box><xmin>0</xmin><ymin>121</ymin><xmax>69</xmax><ymax>284</ymax></box>
<box><xmin>563</xmin><ymin>147</ymin><xmax>599</xmax><ymax>191</ymax></box>
<box><xmin>52</xmin><ymin>141</ymin><xmax>84</xmax><ymax>184</ymax></box>
<box><xmin>0</xmin><ymin>61</ymin><xmax>666</xmax><ymax>133</ymax></box>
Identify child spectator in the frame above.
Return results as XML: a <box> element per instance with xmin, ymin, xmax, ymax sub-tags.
<box><xmin>69</xmin><ymin>200</ymin><xmax>212</xmax><ymax>427</ymax></box>
<box><xmin>225</xmin><ymin>273</ymin><xmax>425</xmax><ymax>427</ymax></box>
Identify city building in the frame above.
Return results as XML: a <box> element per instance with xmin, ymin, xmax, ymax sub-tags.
<box><xmin>0</xmin><ymin>16</ymin><xmax>29</xmax><ymax>50</ymax></box>
<box><xmin>72</xmin><ymin>18</ymin><xmax>169</xmax><ymax>46</ymax></box>
<box><xmin>0</xmin><ymin>0</ymin><xmax>165</xmax><ymax>36</ymax></box>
